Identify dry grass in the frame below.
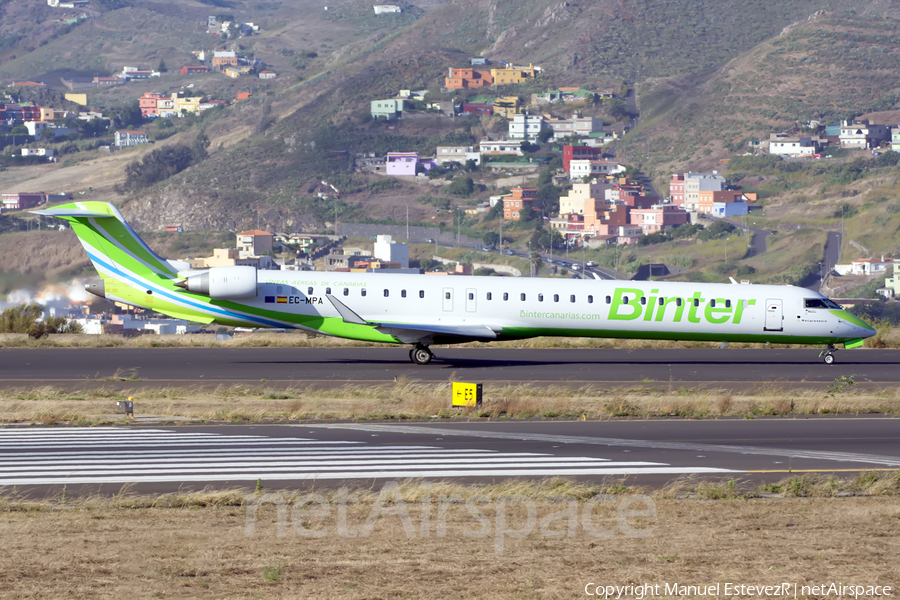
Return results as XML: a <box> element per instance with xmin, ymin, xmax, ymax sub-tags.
<box><xmin>0</xmin><ymin>476</ymin><xmax>897</xmax><ymax>599</ymax></box>
<box><xmin>0</xmin><ymin>380</ymin><xmax>898</xmax><ymax>425</ymax></box>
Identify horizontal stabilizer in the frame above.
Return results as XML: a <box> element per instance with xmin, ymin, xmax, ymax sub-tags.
<box><xmin>31</xmin><ymin>208</ymin><xmax>115</xmax><ymax>218</ymax></box>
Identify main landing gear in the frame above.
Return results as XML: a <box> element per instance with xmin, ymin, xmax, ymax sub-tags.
<box><xmin>819</xmin><ymin>344</ymin><xmax>837</xmax><ymax>365</ymax></box>
<box><xmin>409</xmin><ymin>344</ymin><xmax>434</xmax><ymax>365</ymax></box>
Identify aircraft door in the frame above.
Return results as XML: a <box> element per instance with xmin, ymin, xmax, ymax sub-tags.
<box><xmin>465</xmin><ymin>288</ymin><xmax>477</xmax><ymax>312</ymax></box>
<box><xmin>764</xmin><ymin>298</ymin><xmax>783</xmax><ymax>331</ymax></box>
<box><xmin>442</xmin><ymin>288</ymin><xmax>454</xmax><ymax>312</ymax></box>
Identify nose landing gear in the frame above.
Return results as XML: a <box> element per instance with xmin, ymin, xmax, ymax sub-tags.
<box><xmin>819</xmin><ymin>344</ymin><xmax>837</xmax><ymax>365</ymax></box>
<box><xmin>409</xmin><ymin>344</ymin><xmax>434</xmax><ymax>365</ymax></box>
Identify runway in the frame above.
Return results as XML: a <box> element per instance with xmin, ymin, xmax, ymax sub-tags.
<box><xmin>2</xmin><ymin>418</ymin><xmax>898</xmax><ymax>492</ymax></box>
<box><xmin>0</xmin><ymin>347</ymin><xmax>898</xmax><ymax>389</ymax></box>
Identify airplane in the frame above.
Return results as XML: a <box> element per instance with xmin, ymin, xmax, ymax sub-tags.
<box><xmin>33</xmin><ymin>201</ymin><xmax>875</xmax><ymax>365</ymax></box>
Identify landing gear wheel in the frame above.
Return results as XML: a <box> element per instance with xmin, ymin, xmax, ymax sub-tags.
<box><xmin>820</xmin><ymin>343</ymin><xmax>837</xmax><ymax>365</ymax></box>
<box><xmin>409</xmin><ymin>345</ymin><xmax>433</xmax><ymax>365</ymax></box>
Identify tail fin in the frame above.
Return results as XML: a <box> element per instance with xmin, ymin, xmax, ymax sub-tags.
<box><xmin>33</xmin><ymin>201</ymin><xmax>185</xmax><ymax>278</ymax></box>
<box><xmin>32</xmin><ymin>201</ymin><xmax>212</xmax><ymax>323</ymax></box>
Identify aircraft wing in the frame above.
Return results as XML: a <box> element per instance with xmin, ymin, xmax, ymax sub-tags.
<box><xmin>326</xmin><ymin>294</ymin><xmax>498</xmax><ymax>344</ymax></box>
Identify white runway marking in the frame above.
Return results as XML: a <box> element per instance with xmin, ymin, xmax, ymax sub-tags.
<box><xmin>305</xmin><ymin>424</ymin><xmax>900</xmax><ymax>467</ymax></box>
<box><xmin>0</xmin><ymin>427</ymin><xmax>737</xmax><ymax>486</ymax></box>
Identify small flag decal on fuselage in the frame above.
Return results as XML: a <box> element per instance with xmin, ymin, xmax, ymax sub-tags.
<box><xmin>264</xmin><ymin>296</ymin><xmax>289</xmax><ymax>304</ymax></box>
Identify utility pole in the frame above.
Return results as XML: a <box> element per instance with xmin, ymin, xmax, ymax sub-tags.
<box><xmin>457</xmin><ymin>207</ymin><xmax>461</xmax><ymax>247</ymax></box>
<box><xmin>499</xmin><ymin>218</ymin><xmax>502</xmax><ymax>254</ymax></box>
<box><xmin>406</xmin><ymin>204</ymin><xmax>409</xmax><ymax>241</ymax></box>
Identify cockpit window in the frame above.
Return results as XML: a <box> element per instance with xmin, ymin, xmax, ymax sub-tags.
<box><xmin>806</xmin><ymin>298</ymin><xmax>841</xmax><ymax>309</ymax></box>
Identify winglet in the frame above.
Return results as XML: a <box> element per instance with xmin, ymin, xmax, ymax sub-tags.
<box><xmin>729</xmin><ymin>277</ymin><xmax>739</xmax><ymax>285</ymax></box>
<box><xmin>325</xmin><ymin>294</ymin><xmax>368</xmax><ymax>325</ymax></box>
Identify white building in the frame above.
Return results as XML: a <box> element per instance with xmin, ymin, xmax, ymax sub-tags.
<box><xmin>24</xmin><ymin>122</ymin><xmax>73</xmax><ymax>139</ymax></box>
<box><xmin>374</xmin><ymin>4</ymin><xmax>402</xmax><ymax>13</ymax></box>
<box><xmin>840</xmin><ymin>119</ymin><xmax>890</xmax><ymax>149</ymax></box>
<box><xmin>683</xmin><ymin>172</ymin><xmax>726</xmax><ymax>212</ymax></box>
<box><xmin>508</xmin><ymin>113</ymin><xmax>544</xmax><ymax>140</ymax></box>
<box><xmin>114</xmin><ymin>130</ymin><xmax>149</xmax><ymax>147</ymax></box>
<box><xmin>834</xmin><ymin>257</ymin><xmax>895</xmax><ymax>276</ymax></box>
<box><xmin>480</xmin><ymin>140</ymin><xmax>524</xmax><ymax>156</ymax></box>
<box><xmin>544</xmin><ymin>114</ymin><xmax>604</xmax><ymax>139</ymax></box>
<box><xmin>21</xmin><ymin>148</ymin><xmax>55</xmax><ymax>157</ymax></box>
<box><xmin>768</xmin><ymin>134</ymin><xmax>821</xmax><ymax>157</ymax></box>
<box><xmin>435</xmin><ymin>146</ymin><xmax>481</xmax><ymax>166</ymax></box>
<box><xmin>373</xmin><ymin>234</ymin><xmax>409</xmax><ymax>268</ymax></box>
<box><xmin>569</xmin><ymin>159</ymin><xmax>624</xmax><ymax>182</ymax></box>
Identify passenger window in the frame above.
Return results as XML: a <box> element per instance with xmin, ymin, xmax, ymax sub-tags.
<box><xmin>325</xmin><ymin>287</ymin><xmax>331</xmax><ymax>295</ymax></box>
<box><xmin>384</xmin><ymin>289</ymin><xmax>389</xmax><ymax>297</ymax></box>
<box><xmin>520</xmin><ymin>293</ymin><xmax>526</xmax><ymax>301</ymax></box>
<box><xmin>487</xmin><ymin>292</ymin><xmax>492</xmax><ymax>300</ymax></box>
<box><xmin>468</xmin><ymin>292</ymin><xmax>474</xmax><ymax>300</ymax></box>
<box><xmin>361</xmin><ymin>289</ymin><xmax>367</xmax><ymax>297</ymax></box>
<box><xmin>277</xmin><ymin>285</ymin><xmax>283</xmax><ymax>294</ymax></box>
<box><xmin>658</xmin><ymin>297</ymin><xmax>664</xmax><ymax>306</ymax></box>
<box><xmin>725</xmin><ymin>300</ymin><xmax>731</xmax><ymax>308</ymax></box>
<box><xmin>419</xmin><ymin>290</ymin><xmax>424</xmax><ymax>298</ymax></box>
<box><xmin>623</xmin><ymin>296</ymin><xmax>629</xmax><ymax>305</ymax></box>
<box><xmin>445</xmin><ymin>292</ymin><xmax>451</xmax><ymax>300</ymax></box>
<box><xmin>343</xmin><ymin>288</ymin><xmax>349</xmax><ymax>296</ymax></box>
<box><xmin>605</xmin><ymin>296</ymin><xmax>611</xmax><ymax>304</ymax></box>
<box><xmin>694</xmin><ymin>298</ymin><xmax>699</xmax><ymax>307</ymax></box>
<box><xmin>710</xmin><ymin>299</ymin><xmax>716</xmax><ymax>308</ymax></box>
<box><xmin>588</xmin><ymin>295</ymin><xmax>594</xmax><ymax>304</ymax></box>
<box><xmin>570</xmin><ymin>295</ymin><xmax>575</xmax><ymax>303</ymax></box>
<box><xmin>640</xmin><ymin>297</ymin><xmax>646</xmax><ymax>305</ymax></box>
<box><xmin>677</xmin><ymin>298</ymin><xmax>683</xmax><ymax>307</ymax></box>
<box><xmin>307</xmin><ymin>286</ymin><xmax>313</xmax><ymax>295</ymax></box>
<box><xmin>401</xmin><ymin>290</ymin><xmax>407</xmax><ymax>298</ymax></box>
<box><xmin>553</xmin><ymin>294</ymin><xmax>559</xmax><ymax>302</ymax></box>
<box><xmin>538</xmin><ymin>294</ymin><xmax>544</xmax><ymax>302</ymax></box>
<box><xmin>503</xmin><ymin>292</ymin><xmax>509</xmax><ymax>301</ymax></box>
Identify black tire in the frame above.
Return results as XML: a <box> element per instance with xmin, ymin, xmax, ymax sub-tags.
<box><xmin>410</xmin><ymin>346</ymin><xmax>433</xmax><ymax>365</ymax></box>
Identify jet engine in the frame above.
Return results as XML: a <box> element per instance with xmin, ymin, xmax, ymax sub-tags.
<box><xmin>175</xmin><ymin>266</ymin><xmax>258</xmax><ymax>299</ymax></box>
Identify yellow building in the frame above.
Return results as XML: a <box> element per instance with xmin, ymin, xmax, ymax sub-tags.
<box><xmin>493</xmin><ymin>96</ymin><xmax>521</xmax><ymax>118</ymax></box>
<box><xmin>203</xmin><ymin>248</ymin><xmax>260</xmax><ymax>268</ymax></box>
<box><xmin>65</xmin><ymin>93</ymin><xmax>88</xmax><ymax>106</ymax></box>
<box><xmin>490</xmin><ymin>64</ymin><xmax>538</xmax><ymax>86</ymax></box>
<box><xmin>174</xmin><ymin>94</ymin><xmax>203</xmax><ymax>115</ymax></box>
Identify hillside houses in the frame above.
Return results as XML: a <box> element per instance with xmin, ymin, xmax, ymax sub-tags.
<box><xmin>444</xmin><ymin>63</ymin><xmax>542</xmax><ymax>90</ymax></box>
<box><xmin>551</xmin><ymin>177</ymin><xmax>689</xmax><ymax>241</ymax></box>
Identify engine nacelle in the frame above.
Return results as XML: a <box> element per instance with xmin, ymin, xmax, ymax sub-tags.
<box><xmin>176</xmin><ymin>266</ymin><xmax>258</xmax><ymax>299</ymax></box>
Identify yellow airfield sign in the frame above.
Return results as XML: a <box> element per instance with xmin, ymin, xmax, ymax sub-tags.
<box><xmin>451</xmin><ymin>382</ymin><xmax>483</xmax><ymax>408</ymax></box>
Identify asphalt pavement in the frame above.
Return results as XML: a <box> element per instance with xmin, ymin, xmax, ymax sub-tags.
<box><xmin>2</xmin><ymin>418</ymin><xmax>897</xmax><ymax>493</ymax></box>
<box><xmin>0</xmin><ymin>347</ymin><xmax>896</xmax><ymax>389</ymax></box>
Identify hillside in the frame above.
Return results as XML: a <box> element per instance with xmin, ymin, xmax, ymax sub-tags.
<box><xmin>620</xmin><ymin>12</ymin><xmax>900</xmax><ymax>179</ymax></box>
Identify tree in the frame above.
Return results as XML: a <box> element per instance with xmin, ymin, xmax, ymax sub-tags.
<box><xmin>445</xmin><ymin>174</ymin><xmax>474</xmax><ymax>197</ymax></box>
<box><xmin>0</xmin><ymin>304</ymin><xmax>82</xmax><ymax>338</ymax></box>
<box><xmin>39</xmin><ymin>127</ymin><xmax>56</xmax><ymax>142</ymax></box>
<box><xmin>10</xmin><ymin>124</ymin><xmax>28</xmax><ymax>135</ymax></box>
<box><xmin>117</xmin><ymin>100</ymin><xmax>143</xmax><ymax>127</ymax></box>
<box><xmin>608</xmin><ymin>98</ymin><xmax>629</xmax><ymax>121</ymax></box>
<box><xmin>482</xmin><ymin>231</ymin><xmax>500</xmax><ymax>247</ymax></box>
<box><xmin>157</xmin><ymin>58</ymin><xmax>168</xmax><ymax>73</ymax></box>
<box><xmin>529</xmin><ymin>252</ymin><xmax>543</xmax><ymax>277</ymax></box>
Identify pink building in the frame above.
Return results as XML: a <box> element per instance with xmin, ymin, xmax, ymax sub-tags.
<box><xmin>669</xmin><ymin>173</ymin><xmax>685</xmax><ymax>206</ymax></box>
<box><xmin>385</xmin><ymin>152</ymin><xmax>435</xmax><ymax>176</ymax></box>
<box><xmin>629</xmin><ymin>203</ymin><xmax>689</xmax><ymax>234</ymax></box>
